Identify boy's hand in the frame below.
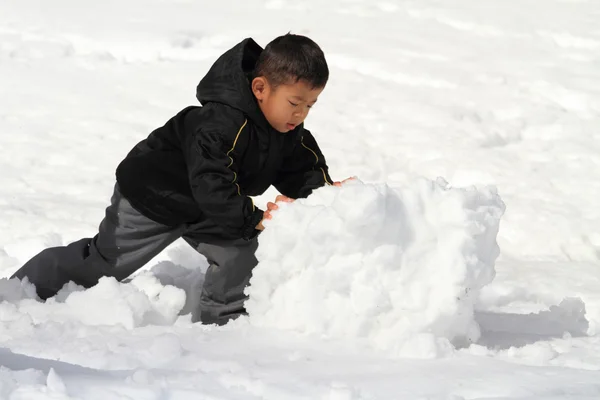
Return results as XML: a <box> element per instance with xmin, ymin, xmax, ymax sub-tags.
<box><xmin>256</xmin><ymin>215</ymin><xmax>268</xmax><ymax>231</ymax></box>
<box><xmin>255</xmin><ymin>195</ymin><xmax>295</xmax><ymax>231</ymax></box>
<box><xmin>333</xmin><ymin>176</ymin><xmax>357</xmax><ymax>187</ymax></box>
<box><xmin>266</xmin><ymin>194</ymin><xmax>294</xmax><ymax>214</ymax></box>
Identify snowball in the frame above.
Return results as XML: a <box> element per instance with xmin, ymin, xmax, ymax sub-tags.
<box><xmin>245</xmin><ymin>179</ymin><xmax>505</xmax><ymax>357</ymax></box>
<box><xmin>148</xmin><ymin>262</ymin><xmax>206</xmax><ymax>320</ymax></box>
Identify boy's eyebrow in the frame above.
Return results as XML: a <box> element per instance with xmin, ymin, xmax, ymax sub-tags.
<box><xmin>291</xmin><ymin>95</ymin><xmax>318</xmax><ymax>103</ymax></box>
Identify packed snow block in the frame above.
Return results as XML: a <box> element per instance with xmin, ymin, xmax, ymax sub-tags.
<box><xmin>245</xmin><ymin>178</ymin><xmax>505</xmax><ymax>357</ymax></box>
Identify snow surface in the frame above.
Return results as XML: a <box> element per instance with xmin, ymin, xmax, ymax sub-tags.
<box><xmin>2</xmin><ymin>0</ymin><xmax>600</xmax><ymax>398</ymax></box>
<box><xmin>247</xmin><ymin>179</ymin><xmax>505</xmax><ymax>357</ymax></box>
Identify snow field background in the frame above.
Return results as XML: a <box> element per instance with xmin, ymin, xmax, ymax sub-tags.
<box><xmin>1</xmin><ymin>0</ymin><xmax>600</xmax><ymax>398</ymax></box>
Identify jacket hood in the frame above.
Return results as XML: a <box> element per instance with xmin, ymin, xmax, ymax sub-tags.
<box><xmin>196</xmin><ymin>38</ymin><xmax>270</xmax><ymax>131</ymax></box>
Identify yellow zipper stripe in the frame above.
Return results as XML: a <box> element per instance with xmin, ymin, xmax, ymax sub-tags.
<box><xmin>227</xmin><ymin>119</ymin><xmax>247</xmax><ymax>168</ymax></box>
<box><xmin>226</xmin><ymin>120</ymin><xmax>254</xmax><ymax>208</ymax></box>
<box><xmin>301</xmin><ymin>137</ymin><xmax>332</xmax><ymax>185</ymax></box>
<box><xmin>321</xmin><ymin>168</ymin><xmax>332</xmax><ymax>185</ymax></box>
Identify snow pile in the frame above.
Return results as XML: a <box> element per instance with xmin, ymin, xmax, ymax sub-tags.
<box><xmin>246</xmin><ymin>179</ymin><xmax>505</xmax><ymax>357</ymax></box>
<box><xmin>0</xmin><ymin>276</ymin><xmax>39</xmax><ymax>303</ymax></box>
<box><xmin>149</xmin><ymin>261</ymin><xmax>206</xmax><ymax>320</ymax></box>
<box><xmin>0</xmin><ymin>275</ymin><xmax>186</xmax><ymax>330</ymax></box>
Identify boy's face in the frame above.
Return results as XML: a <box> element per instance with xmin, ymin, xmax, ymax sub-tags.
<box><xmin>252</xmin><ymin>77</ymin><xmax>324</xmax><ymax>133</ymax></box>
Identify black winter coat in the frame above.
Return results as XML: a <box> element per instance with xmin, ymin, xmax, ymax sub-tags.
<box><xmin>115</xmin><ymin>38</ymin><xmax>332</xmax><ymax>240</ymax></box>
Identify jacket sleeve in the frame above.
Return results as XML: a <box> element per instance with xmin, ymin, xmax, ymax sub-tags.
<box><xmin>274</xmin><ymin>129</ymin><xmax>333</xmax><ymax>199</ymax></box>
<box><xmin>183</xmin><ymin>119</ymin><xmax>263</xmax><ymax>240</ymax></box>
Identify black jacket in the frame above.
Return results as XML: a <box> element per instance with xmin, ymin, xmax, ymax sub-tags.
<box><xmin>115</xmin><ymin>38</ymin><xmax>332</xmax><ymax>240</ymax></box>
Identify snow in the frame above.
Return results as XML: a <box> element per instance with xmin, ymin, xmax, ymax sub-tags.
<box><xmin>2</xmin><ymin>0</ymin><xmax>600</xmax><ymax>398</ymax></box>
<box><xmin>247</xmin><ymin>179</ymin><xmax>505</xmax><ymax>357</ymax></box>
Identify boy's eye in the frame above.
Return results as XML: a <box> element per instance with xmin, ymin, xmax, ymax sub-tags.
<box><xmin>289</xmin><ymin>101</ymin><xmax>298</xmax><ymax>107</ymax></box>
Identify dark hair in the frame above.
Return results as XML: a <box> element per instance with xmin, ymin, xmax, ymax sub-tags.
<box><xmin>253</xmin><ymin>34</ymin><xmax>329</xmax><ymax>89</ymax></box>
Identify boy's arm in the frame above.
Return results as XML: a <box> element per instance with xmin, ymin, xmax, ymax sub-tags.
<box><xmin>184</xmin><ymin>122</ymin><xmax>263</xmax><ymax>240</ymax></box>
<box><xmin>274</xmin><ymin>129</ymin><xmax>333</xmax><ymax>199</ymax></box>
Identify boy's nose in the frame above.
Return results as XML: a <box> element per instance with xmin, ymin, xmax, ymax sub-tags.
<box><xmin>293</xmin><ymin>108</ymin><xmax>308</xmax><ymax>118</ymax></box>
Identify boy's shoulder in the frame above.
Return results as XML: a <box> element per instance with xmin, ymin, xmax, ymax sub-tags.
<box><xmin>183</xmin><ymin>103</ymin><xmax>247</xmax><ymax>143</ymax></box>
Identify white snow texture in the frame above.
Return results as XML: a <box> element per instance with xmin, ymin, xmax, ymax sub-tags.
<box><xmin>2</xmin><ymin>0</ymin><xmax>600</xmax><ymax>398</ymax></box>
<box><xmin>247</xmin><ymin>179</ymin><xmax>505</xmax><ymax>356</ymax></box>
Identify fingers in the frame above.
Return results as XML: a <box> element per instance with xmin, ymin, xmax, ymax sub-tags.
<box><xmin>261</xmin><ymin>196</ymin><xmax>294</xmax><ymax>230</ymax></box>
<box><xmin>275</xmin><ymin>195</ymin><xmax>294</xmax><ymax>203</ymax></box>
<box><xmin>267</xmin><ymin>195</ymin><xmax>294</xmax><ymax>213</ymax></box>
<box><xmin>334</xmin><ymin>176</ymin><xmax>358</xmax><ymax>187</ymax></box>
<box><xmin>256</xmin><ymin>210</ymin><xmax>272</xmax><ymax>231</ymax></box>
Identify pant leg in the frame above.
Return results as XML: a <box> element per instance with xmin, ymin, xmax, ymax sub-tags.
<box><xmin>12</xmin><ymin>185</ymin><xmax>184</xmax><ymax>299</ymax></box>
<box><xmin>183</xmin><ymin>234</ymin><xmax>259</xmax><ymax>325</ymax></box>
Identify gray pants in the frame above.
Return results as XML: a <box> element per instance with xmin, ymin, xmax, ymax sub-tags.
<box><xmin>11</xmin><ymin>185</ymin><xmax>258</xmax><ymax>325</ymax></box>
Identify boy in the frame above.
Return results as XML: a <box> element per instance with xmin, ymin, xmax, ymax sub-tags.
<box><xmin>12</xmin><ymin>34</ymin><xmax>343</xmax><ymax>325</ymax></box>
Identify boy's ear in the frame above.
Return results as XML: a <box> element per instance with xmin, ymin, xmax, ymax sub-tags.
<box><xmin>251</xmin><ymin>77</ymin><xmax>269</xmax><ymax>102</ymax></box>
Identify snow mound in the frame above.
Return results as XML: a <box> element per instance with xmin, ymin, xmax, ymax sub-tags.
<box><xmin>0</xmin><ymin>275</ymin><xmax>185</xmax><ymax>329</ymax></box>
<box><xmin>246</xmin><ymin>179</ymin><xmax>505</xmax><ymax>357</ymax></box>
<box><xmin>0</xmin><ymin>276</ymin><xmax>39</xmax><ymax>302</ymax></box>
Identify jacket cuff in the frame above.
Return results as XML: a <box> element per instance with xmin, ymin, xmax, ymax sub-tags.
<box><xmin>241</xmin><ymin>208</ymin><xmax>264</xmax><ymax>240</ymax></box>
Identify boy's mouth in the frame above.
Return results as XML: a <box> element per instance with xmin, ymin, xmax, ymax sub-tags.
<box><xmin>286</xmin><ymin>123</ymin><xmax>296</xmax><ymax>130</ymax></box>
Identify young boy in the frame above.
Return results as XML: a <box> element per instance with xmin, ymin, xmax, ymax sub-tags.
<box><xmin>11</xmin><ymin>34</ymin><xmax>342</xmax><ymax>325</ymax></box>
